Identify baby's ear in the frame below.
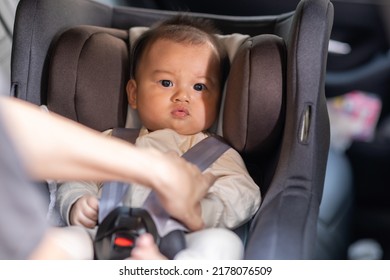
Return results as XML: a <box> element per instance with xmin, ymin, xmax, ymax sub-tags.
<box><xmin>126</xmin><ymin>80</ymin><xmax>138</xmax><ymax>109</ymax></box>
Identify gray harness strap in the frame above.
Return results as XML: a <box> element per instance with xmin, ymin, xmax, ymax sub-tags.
<box><xmin>98</xmin><ymin>181</ymin><xmax>128</xmax><ymax>225</ymax></box>
<box><xmin>98</xmin><ymin>129</ymin><xmax>230</xmax><ymax>237</ymax></box>
<box><xmin>97</xmin><ymin>128</ymin><xmax>139</xmax><ymax>223</ymax></box>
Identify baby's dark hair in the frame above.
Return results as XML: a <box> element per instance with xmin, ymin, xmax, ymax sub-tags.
<box><xmin>130</xmin><ymin>15</ymin><xmax>229</xmax><ymax>84</ymax></box>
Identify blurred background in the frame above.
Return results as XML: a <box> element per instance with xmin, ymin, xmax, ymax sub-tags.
<box><xmin>2</xmin><ymin>0</ymin><xmax>390</xmax><ymax>259</ymax></box>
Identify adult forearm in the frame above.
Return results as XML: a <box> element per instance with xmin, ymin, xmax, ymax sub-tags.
<box><xmin>0</xmin><ymin>96</ymin><xmax>214</xmax><ymax>230</ymax></box>
<box><xmin>0</xmin><ymin>97</ymin><xmax>152</xmax><ymax>184</ymax></box>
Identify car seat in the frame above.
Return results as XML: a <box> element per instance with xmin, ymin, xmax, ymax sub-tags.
<box><xmin>10</xmin><ymin>0</ymin><xmax>333</xmax><ymax>259</ymax></box>
<box><xmin>118</xmin><ymin>0</ymin><xmax>353</xmax><ymax>259</ymax></box>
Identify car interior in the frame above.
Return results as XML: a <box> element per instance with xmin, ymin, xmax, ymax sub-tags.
<box><xmin>2</xmin><ymin>0</ymin><xmax>390</xmax><ymax>260</ymax></box>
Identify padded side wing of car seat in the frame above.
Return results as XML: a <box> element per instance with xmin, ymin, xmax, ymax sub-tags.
<box><xmin>223</xmin><ymin>34</ymin><xmax>285</xmax><ymax>155</ymax></box>
<box><xmin>47</xmin><ymin>26</ymin><xmax>129</xmax><ymax>131</ymax></box>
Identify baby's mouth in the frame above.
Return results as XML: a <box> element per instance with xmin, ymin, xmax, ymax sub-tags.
<box><xmin>171</xmin><ymin>107</ymin><xmax>189</xmax><ymax>118</ymax></box>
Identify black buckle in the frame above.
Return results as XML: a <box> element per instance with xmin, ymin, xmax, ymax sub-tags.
<box><xmin>94</xmin><ymin>206</ymin><xmax>159</xmax><ymax>260</ymax></box>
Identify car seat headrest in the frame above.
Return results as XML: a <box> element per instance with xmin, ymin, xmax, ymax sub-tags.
<box><xmin>224</xmin><ymin>35</ymin><xmax>285</xmax><ymax>154</ymax></box>
<box><xmin>47</xmin><ymin>26</ymin><xmax>130</xmax><ymax>131</ymax></box>
<box><xmin>47</xmin><ymin>25</ymin><xmax>285</xmax><ymax>155</ymax></box>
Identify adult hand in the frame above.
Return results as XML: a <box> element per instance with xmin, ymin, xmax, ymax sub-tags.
<box><xmin>147</xmin><ymin>150</ymin><xmax>216</xmax><ymax>231</ymax></box>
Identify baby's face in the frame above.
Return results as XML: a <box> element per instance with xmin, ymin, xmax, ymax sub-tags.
<box><xmin>127</xmin><ymin>39</ymin><xmax>221</xmax><ymax>135</ymax></box>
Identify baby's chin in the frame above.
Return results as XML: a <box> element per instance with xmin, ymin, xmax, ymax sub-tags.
<box><xmin>149</xmin><ymin>125</ymin><xmax>210</xmax><ymax>136</ymax></box>
<box><xmin>171</xmin><ymin>127</ymin><xmax>211</xmax><ymax>136</ymax></box>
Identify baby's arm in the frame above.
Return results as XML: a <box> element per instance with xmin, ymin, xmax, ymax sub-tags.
<box><xmin>200</xmin><ymin>148</ymin><xmax>261</xmax><ymax>229</ymax></box>
<box><xmin>56</xmin><ymin>181</ymin><xmax>100</xmax><ymax>227</ymax></box>
<box><xmin>69</xmin><ymin>194</ymin><xmax>99</xmax><ymax>228</ymax></box>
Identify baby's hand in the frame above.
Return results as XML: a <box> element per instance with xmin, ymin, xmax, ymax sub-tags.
<box><xmin>69</xmin><ymin>194</ymin><xmax>99</xmax><ymax>228</ymax></box>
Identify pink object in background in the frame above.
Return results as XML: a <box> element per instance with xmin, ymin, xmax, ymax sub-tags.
<box><xmin>327</xmin><ymin>90</ymin><xmax>382</xmax><ymax>151</ymax></box>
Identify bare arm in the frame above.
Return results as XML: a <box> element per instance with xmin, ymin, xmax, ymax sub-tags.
<box><xmin>0</xmin><ymin>96</ymin><xmax>214</xmax><ymax>231</ymax></box>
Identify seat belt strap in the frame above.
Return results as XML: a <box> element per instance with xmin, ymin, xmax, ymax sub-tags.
<box><xmin>97</xmin><ymin>128</ymin><xmax>140</xmax><ymax>223</ymax></box>
<box><xmin>111</xmin><ymin>127</ymin><xmax>139</xmax><ymax>144</ymax></box>
<box><xmin>182</xmin><ymin>134</ymin><xmax>230</xmax><ymax>172</ymax></box>
<box><xmin>98</xmin><ymin>181</ymin><xmax>128</xmax><ymax>225</ymax></box>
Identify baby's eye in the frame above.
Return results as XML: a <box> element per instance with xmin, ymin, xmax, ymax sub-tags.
<box><xmin>193</xmin><ymin>83</ymin><xmax>207</xmax><ymax>91</ymax></box>
<box><xmin>159</xmin><ymin>80</ymin><xmax>173</xmax><ymax>87</ymax></box>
